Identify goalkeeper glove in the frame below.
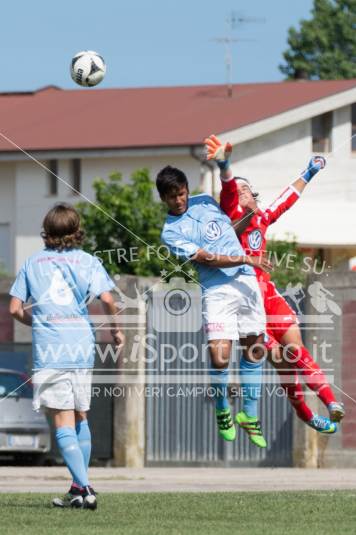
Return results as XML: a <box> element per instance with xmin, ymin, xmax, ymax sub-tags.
<box><xmin>301</xmin><ymin>156</ymin><xmax>326</xmax><ymax>183</ymax></box>
<box><xmin>204</xmin><ymin>134</ymin><xmax>232</xmax><ymax>171</ymax></box>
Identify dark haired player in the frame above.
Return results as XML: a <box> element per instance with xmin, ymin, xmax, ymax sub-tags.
<box><xmin>156</xmin><ymin>166</ymin><xmax>272</xmax><ymax>448</ymax></box>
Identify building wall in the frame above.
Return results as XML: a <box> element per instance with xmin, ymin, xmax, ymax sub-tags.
<box><xmin>9</xmin><ymin>155</ymin><xmax>205</xmax><ymax>272</ymax></box>
<box><xmin>0</xmin><ymin>163</ymin><xmax>16</xmax><ymax>274</ymax></box>
<box><xmin>228</xmin><ymin>105</ymin><xmax>356</xmax><ymax>208</ymax></box>
<box><xmin>227</xmin><ymin>119</ymin><xmax>311</xmax><ymax>205</ymax></box>
<box><xmin>2</xmin><ymin>104</ymin><xmax>355</xmax><ymax>273</ymax></box>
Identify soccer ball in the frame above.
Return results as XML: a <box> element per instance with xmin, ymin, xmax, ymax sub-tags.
<box><xmin>70</xmin><ymin>50</ymin><xmax>106</xmax><ymax>87</ymax></box>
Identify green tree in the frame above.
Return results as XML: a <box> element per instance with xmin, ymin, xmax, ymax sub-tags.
<box><xmin>280</xmin><ymin>0</ymin><xmax>356</xmax><ymax>80</ymax></box>
<box><xmin>77</xmin><ymin>168</ymin><xmax>177</xmax><ymax>277</ymax></box>
<box><xmin>267</xmin><ymin>235</ymin><xmax>323</xmax><ymax>288</ymax></box>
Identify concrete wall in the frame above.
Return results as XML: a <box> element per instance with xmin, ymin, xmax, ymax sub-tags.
<box><xmin>296</xmin><ymin>270</ymin><xmax>356</xmax><ymax>467</ymax></box>
<box><xmin>2</xmin><ymin>269</ymin><xmax>355</xmax><ymax>467</ymax></box>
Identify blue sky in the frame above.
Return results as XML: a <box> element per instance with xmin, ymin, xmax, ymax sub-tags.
<box><xmin>3</xmin><ymin>0</ymin><xmax>314</xmax><ymax>91</ymax></box>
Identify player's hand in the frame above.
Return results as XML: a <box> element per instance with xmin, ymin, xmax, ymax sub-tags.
<box><xmin>301</xmin><ymin>156</ymin><xmax>326</xmax><ymax>183</ymax></box>
<box><xmin>111</xmin><ymin>328</ymin><xmax>125</xmax><ymax>349</ymax></box>
<box><xmin>204</xmin><ymin>134</ymin><xmax>232</xmax><ymax>170</ymax></box>
<box><xmin>245</xmin><ymin>254</ymin><xmax>273</xmax><ymax>273</ymax></box>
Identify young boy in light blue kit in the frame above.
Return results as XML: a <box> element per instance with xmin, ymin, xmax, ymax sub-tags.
<box><xmin>9</xmin><ymin>203</ymin><xmax>124</xmax><ymax>509</ymax></box>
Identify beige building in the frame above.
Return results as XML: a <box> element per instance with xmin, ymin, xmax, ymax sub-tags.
<box><xmin>0</xmin><ymin>79</ymin><xmax>355</xmax><ymax>274</ymax></box>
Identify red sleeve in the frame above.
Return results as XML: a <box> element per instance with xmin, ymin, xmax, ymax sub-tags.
<box><xmin>264</xmin><ymin>185</ymin><xmax>300</xmax><ymax>225</ymax></box>
<box><xmin>219</xmin><ymin>179</ymin><xmax>244</xmax><ymax>220</ymax></box>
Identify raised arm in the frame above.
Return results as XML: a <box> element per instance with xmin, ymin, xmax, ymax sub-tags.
<box><xmin>204</xmin><ymin>135</ymin><xmax>243</xmax><ymax>219</ymax></box>
<box><xmin>204</xmin><ymin>135</ymin><xmax>256</xmax><ymax>235</ymax></box>
<box><xmin>265</xmin><ymin>156</ymin><xmax>326</xmax><ymax>225</ymax></box>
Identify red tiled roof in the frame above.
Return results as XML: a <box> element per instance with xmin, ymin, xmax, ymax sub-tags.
<box><xmin>0</xmin><ymin>80</ymin><xmax>355</xmax><ymax>152</ymax></box>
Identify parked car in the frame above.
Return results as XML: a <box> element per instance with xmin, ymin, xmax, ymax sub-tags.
<box><xmin>0</xmin><ymin>368</ymin><xmax>51</xmax><ymax>463</ymax></box>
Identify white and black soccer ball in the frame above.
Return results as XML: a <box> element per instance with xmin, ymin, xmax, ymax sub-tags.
<box><xmin>70</xmin><ymin>50</ymin><xmax>106</xmax><ymax>87</ymax></box>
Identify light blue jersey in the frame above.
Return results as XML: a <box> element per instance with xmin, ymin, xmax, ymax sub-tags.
<box><xmin>161</xmin><ymin>194</ymin><xmax>254</xmax><ymax>292</ymax></box>
<box><xmin>10</xmin><ymin>249</ymin><xmax>114</xmax><ymax>370</ymax></box>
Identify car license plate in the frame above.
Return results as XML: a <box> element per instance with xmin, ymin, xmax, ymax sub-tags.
<box><xmin>8</xmin><ymin>435</ymin><xmax>36</xmax><ymax>447</ymax></box>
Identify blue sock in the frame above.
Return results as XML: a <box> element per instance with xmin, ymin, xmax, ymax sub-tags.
<box><xmin>76</xmin><ymin>420</ymin><xmax>92</xmax><ymax>472</ymax></box>
<box><xmin>240</xmin><ymin>357</ymin><xmax>263</xmax><ymax>418</ymax></box>
<box><xmin>210</xmin><ymin>368</ymin><xmax>229</xmax><ymax>410</ymax></box>
<box><xmin>55</xmin><ymin>426</ymin><xmax>89</xmax><ymax>488</ymax></box>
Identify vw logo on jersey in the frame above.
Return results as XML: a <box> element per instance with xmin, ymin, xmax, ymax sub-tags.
<box><xmin>248</xmin><ymin>229</ymin><xmax>263</xmax><ymax>250</ymax></box>
<box><xmin>205</xmin><ymin>221</ymin><xmax>221</xmax><ymax>241</ymax></box>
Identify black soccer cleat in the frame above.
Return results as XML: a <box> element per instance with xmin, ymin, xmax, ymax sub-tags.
<box><xmin>52</xmin><ymin>485</ymin><xmax>83</xmax><ymax>508</ymax></box>
<box><xmin>82</xmin><ymin>485</ymin><xmax>97</xmax><ymax>510</ymax></box>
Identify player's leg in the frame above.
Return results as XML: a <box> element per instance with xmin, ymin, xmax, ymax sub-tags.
<box><xmin>72</xmin><ymin>369</ymin><xmax>97</xmax><ymax>509</ymax></box>
<box><xmin>50</xmin><ymin>408</ymin><xmax>90</xmax><ymax>508</ymax></box>
<box><xmin>234</xmin><ymin>274</ymin><xmax>268</xmax><ymax>448</ymax></box>
<box><xmin>236</xmin><ymin>333</ymin><xmax>267</xmax><ymax>448</ymax></box>
<box><xmin>75</xmin><ymin>411</ymin><xmax>91</xmax><ymax>474</ymax></box>
<box><xmin>32</xmin><ymin>368</ymin><xmax>89</xmax><ymax>508</ymax></box>
<box><xmin>51</xmin><ymin>409</ymin><xmax>90</xmax><ymax>489</ymax></box>
<box><xmin>265</xmin><ymin>283</ymin><xmax>344</xmax><ymax>423</ymax></box>
<box><xmin>280</xmin><ymin>324</ymin><xmax>345</xmax><ymax>422</ymax></box>
<box><xmin>209</xmin><ymin>339</ymin><xmax>236</xmax><ymax>441</ymax></box>
<box><xmin>203</xmin><ymin>289</ymin><xmax>238</xmax><ymax>441</ymax></box>
<box><xmin>239</xmin><ymin>333</ymin><xmax>266</xmax><ymax>418</ymax></box>
<box><xmin>268</xmin><ymin>343</ymin><xmax>313</xmax><ymax>422</ymax></box>
<box><xmin>269</xmin><ymin>345</ymin><xmax>337</xmax><ymax>433</ymax></box>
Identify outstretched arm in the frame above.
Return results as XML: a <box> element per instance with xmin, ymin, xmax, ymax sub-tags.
<box><xmin>266</xmin><ymin>156</ymin><xmax>326</xmax><ymax>224</ymax></box>
<box><xmin>292</xmin><ymin>156</ymin><xmax>326</xmax><ymax>193</ymax></box>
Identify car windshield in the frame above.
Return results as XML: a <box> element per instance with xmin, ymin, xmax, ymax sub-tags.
<box><xmin>0</xmin><ymin>372</ymin><xmax>32</xmax><ymax>399</ymax></box>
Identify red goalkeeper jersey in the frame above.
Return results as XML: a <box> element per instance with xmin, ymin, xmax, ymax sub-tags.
<box><xmin>220</xmin><ymin>178</ymin><xmax>300</xmax><ymax>284</ymax></box>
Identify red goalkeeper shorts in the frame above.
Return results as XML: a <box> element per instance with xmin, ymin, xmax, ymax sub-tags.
<box><xmin>261</xmin><ymin>280</ymin><xmax>298</xmax><ymax>348</ymax></box>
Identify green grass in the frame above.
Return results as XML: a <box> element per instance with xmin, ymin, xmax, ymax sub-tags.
<box><xmin>1</xmin><ymin>491</ymin><xmax>356</xmax><ymax>535</ymax></box>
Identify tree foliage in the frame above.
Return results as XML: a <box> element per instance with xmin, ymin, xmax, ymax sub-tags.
<box><xmin>280</xmin><ymin>0</ymin><xmax>356</xmax><ymax>80</ymax></box>
<box><xmin>77</xmin><ymin>169</ymin><xmax>171</xmax><ymax>277</ymax></box>
<box><xmin>266</xmin><ymin>235</ymin><xmax>320</xmax><ymax>288</ymax></box>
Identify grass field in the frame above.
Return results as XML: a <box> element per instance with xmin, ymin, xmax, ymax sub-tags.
<box><xmin>1</xmin><ymin>491</ymin><xmax>356</xmax><ymax>535</ymax></box>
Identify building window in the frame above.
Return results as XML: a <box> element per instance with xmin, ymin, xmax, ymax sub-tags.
<box><xmin>312</xmin><ymin>112</ymin><xmax>332</xmax><ymax>152</ymax></box>
<box><xmin>352</xmin><ymin>104</ymin><xmax>356</xmax><ymax>152</ymax></box>
<box><xmin>70</xmin><ymin>159</ymin><xmax>81</xmax><ymax>195</ymax></box>
<box><xmin>47</xmin><ymin>160</ymin><xmax>58</xmax><ymax>196</ymax></box>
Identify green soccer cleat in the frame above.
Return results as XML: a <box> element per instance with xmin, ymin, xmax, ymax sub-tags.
<box><xmin>216</xmin><ymin>408</ymin><xmax>236</xmax><ymax>441</ymax></box>
<box><xmin>235</xmin><ymin>411</ymin><xmax>267</xmax><ymax>448</ymax></box>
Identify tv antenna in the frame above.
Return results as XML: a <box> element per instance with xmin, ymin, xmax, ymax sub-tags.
<box><xmin>213</xmin><ymin>11</ymin><xmax>265</xmax><ymax>97</ymax></box>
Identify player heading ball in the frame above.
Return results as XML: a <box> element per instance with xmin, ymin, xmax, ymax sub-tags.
<box><xmin>156</xmin><ymin>164</ymin><xmax>272</xmax><ymax>448</ymax></box>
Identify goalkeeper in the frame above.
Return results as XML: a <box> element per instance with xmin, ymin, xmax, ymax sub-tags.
<box><xmin>205</xmin><ymin>134</ymin><xmax>345</xmax><ymax>434</ymax></box>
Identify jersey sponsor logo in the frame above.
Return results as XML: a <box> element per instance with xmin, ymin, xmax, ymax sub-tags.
<box><xmin>204</xmin><ymin>322</ymin><xmax>225</xmax><ymax>332</ymax></box>
<box><xmin>205</xmin><ymin>221</ymin><xmax>221</xmax><ymax>241</ymax></box>
<box><xmin>248</xmin><ymin>229</ymin><xmax>263</xmax><ymax>250</ymax></box>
